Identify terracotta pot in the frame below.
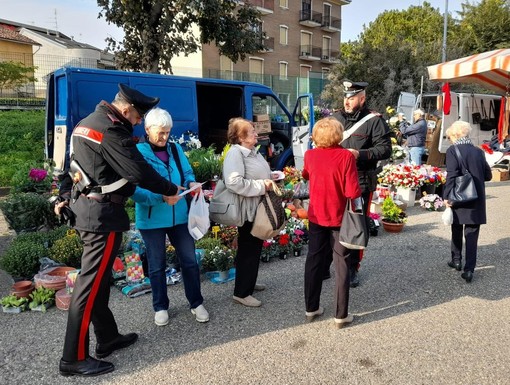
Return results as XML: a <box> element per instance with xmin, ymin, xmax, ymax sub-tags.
<box><xmin>11</xmin><ymin>280</ymin><xmax>35</xmax><ymax>298</ymax></box>
<box><xmin>56</xmin><ymin>288</ymin><xmax>72</xmax><ymax>311</ymax></box>
<box><xmin>382</xmin><ymin>220</ymin><xmax>405</xmax><ymax>233</ymax></box>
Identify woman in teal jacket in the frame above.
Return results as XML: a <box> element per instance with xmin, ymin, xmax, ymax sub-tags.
<box><xmin>132</xmin><ymin>108</ymin><xmax>209</xmax><ymax>326</ymax></box>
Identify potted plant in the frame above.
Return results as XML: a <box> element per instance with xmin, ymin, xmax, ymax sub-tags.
<box><xmin>48</xmin><ymin>230</ymin><xmax>83</xmax><ymax>268</ymax></box>
<box><xmin>419</xmin><ymin>193</ymin><xmax>444</xmax><ymax>211</ymax></box>
<box><xmin>1</xmin><ymin>294</ymin><xmax>29</xmax><ymax>313</ymax></box>
<box><xmin>381</xmin><ymin>197</ymin><xmax>407</xmax><ymax>233</ymax></box>
<box><xmin>28</xmin><ymin>286</ymin><xmax>56</xmax><ymax>312</ymax></box>
<box><xmin>261</xmin><ymin>239</ymin><xmax>281</xmax><ymax>262</ymax></box>
<box><xmin>203</xmin><ymin>246</ymin><xmax>235</xmax><ymax>280</ymax></box>
<box><xmin>185</xmin><ymin>145</ymin><xmax>223</xmax><ymax>184</ymax></box>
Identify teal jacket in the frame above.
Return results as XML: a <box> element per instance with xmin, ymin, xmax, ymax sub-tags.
<box><xmin>132</xmin><ymin>142</ymin><xmax>195</xmax><ymax>229</ymax></box>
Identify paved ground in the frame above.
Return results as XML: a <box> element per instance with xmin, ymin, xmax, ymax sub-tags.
<box><xmin>1</xmin><ymin>181</ymin><xmax>510</xmax><ymax>385</ymax></box>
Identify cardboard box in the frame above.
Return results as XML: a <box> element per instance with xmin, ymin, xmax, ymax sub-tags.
<box><xmin>253</xmin><ymin>120</ymin><xmax>271</xmax><ymax>134</ymax></box>
<box><xmin>491</xmin><ymin>168</ymin><xmax>509</xmax><ymax>181</ymax></box>
<box><xmin>253</xmin><ymin>114</ymin><xmax>270</xmax><ymax>122</ymax></box>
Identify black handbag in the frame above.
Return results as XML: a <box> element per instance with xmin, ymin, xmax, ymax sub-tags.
<box><xmin>471</xmin><ymin>99</ymin><xmax>482</xmax><ymax>125</ymax></box>
<box><xmin>339</xmin><ymin>199</ymin><xmax>368</xmax><ymax>250</ymax></box>
<box><xmin>447</xmin><ymin>146</ymin><xmax>478</xmax><ymax>205</ymax></box>
<box><xmin>479</xmin><ymin>100</ymin><xmax>498</xmax><ymax>131</ymax></box>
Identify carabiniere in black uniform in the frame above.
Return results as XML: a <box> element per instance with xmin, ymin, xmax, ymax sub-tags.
<box><xmin>60</xmin><ymin>86</ymin><xmax>178</xmax><ymax>376</ymax></box>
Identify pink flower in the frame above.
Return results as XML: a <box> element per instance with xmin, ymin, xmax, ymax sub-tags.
<box><xmin>28</xmin><ymin>168</ymin><xmax>48</xmax><ymax>182</ymax></box>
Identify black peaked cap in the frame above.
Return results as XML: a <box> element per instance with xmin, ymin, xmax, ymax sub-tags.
<box><xmin>118</xmin><ymin>83</ymin><xmax>160</xmax><ymax>116</ymax></box>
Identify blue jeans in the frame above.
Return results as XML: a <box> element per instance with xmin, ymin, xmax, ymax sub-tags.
<box><xmin>409</xmin><ymin>146</ymin><xmax>425</xmax><ymax>165</ymax></box>
<box><xmin>139</xmin><ymin>224</ymin><xmax>203</xmax><ymax>311</ymax></box>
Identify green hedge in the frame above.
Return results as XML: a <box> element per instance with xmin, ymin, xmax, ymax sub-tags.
<box><xmin>0</xmin><ymin>110</ymin><xmax>46</xmax><ymax>186</ymax></box>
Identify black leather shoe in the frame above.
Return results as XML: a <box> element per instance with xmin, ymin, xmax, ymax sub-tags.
<box><xmin>95</xmin><ymin>333</ymin><xmax>138</xmax><ymax>359</ymax></box>
<box><xmin>461</xmin><ymin>271</ymin><xmax>473</xmax><ymax>283</ymax></box>
<box><xmin>349</xmin><ymin>269</ymin><xmax>359</xmax><ymax>288</ymax></box>
<box><xmin>59</xmin><ymin>357</ymin><xmax>114</xmax><ymax>377</ymax></box>
<box><xmin>447</xmin><ymin>261</ymin><xmax>462</xmax><ymax>271</ymax></box>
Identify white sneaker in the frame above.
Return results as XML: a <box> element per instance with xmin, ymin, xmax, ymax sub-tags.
<box><xmin>154</xmin><ymin>310</ymin><xmax>169</xmax><ymax>326</ymax></box>
<box><xmin>191</xmin><ymin>304</ymin><xmax>209</xmax><ymax>323</ymax></box>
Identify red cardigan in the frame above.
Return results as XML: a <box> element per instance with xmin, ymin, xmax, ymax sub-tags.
<box><xmin>302</xmin><ymin>146</ymin><xmax>361</xmax><ymax>227</ymax></box>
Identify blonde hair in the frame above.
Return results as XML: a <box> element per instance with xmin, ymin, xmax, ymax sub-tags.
<box><xmin>227</xmin><ymin>117</ymin><xmax>253</xmax><ymax>144</ymax></box>
<box><xmin>311</xmin><ymin>117</ymin><xmax>344</xmax><ymax>148</ymax></box>
<box><xmin>445</xmin><ymin>120</ymin><xmax>471</xmax><ymax>142</ymax></box>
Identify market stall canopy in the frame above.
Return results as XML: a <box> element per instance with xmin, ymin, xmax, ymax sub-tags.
<box><xmin>427</xmin><ymin>48</ymin><xmax>510</xmax><ymax>94</ymax></box>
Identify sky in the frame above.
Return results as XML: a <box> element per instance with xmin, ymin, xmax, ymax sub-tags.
<box><xmin>1</xmin><ymin>0</ymin><xmax>466</xmax><ymax>49</ymax></box>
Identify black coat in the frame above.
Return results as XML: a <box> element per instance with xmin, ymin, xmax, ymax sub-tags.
<box><xmin>443</xmin><ymin>144</ymin><xmax>492</xmax><ymax>224</ymax></box>
<box><xmin>70</xmin><ymin>102</ymin><xmax>177</xmax><ymax>232</ymax></box>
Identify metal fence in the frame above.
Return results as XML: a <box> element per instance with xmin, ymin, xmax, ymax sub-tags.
<box><xmin>0</xmin><ymin>52</ymin><xmax>329</xmax><ymax>110</ymax></box>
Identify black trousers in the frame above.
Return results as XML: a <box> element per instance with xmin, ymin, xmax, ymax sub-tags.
<box><xmin>62</xmin><ymin>230</ymin><xmax>123</xmax><ymax>361</ymax></box>
<box><xmin>325</xmin><ymin>190</ymin><xmax>373</xmax><ymax>273</ymax></box>
<box><xmin>451</xmin><ymin>224</ymin><xmax>480</xmax><ymax>273</ymax></box>
<box><xmin>233</xmin><ymin>221</ymin><xmax>263</xmax><ymax>298</ymax></box>
<box><xmin>304</xmin><ymin>221</ymin><xmax>350</xmax><ymax>319</ymax></box>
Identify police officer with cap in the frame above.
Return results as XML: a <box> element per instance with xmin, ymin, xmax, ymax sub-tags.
<box><xmin>330</xmin><ymin>80</ymin><xmax>392</xmax><ymax>287</ymax></box>
<box><xmin>58</xmin><ymin>84</ymin><xmax>182</xmax><ymax>377</ymax></box>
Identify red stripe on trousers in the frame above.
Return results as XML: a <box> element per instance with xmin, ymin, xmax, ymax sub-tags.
<box><xmin>77</xmin><ymin>232</ymin><xmax>117</xmax><ymax>360</ymax></box>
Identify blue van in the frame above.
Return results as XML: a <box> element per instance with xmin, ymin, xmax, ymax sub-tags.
<box><xmin>45</xmin><ymin>67</ymin><xmax>314</xmax><ymax>173</ymax></box>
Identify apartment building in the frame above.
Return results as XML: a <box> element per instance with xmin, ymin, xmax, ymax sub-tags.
<box><xmin>201</xmin><ymin>0</ymin><xmax>351</xmax><ymax>103</ymax></box>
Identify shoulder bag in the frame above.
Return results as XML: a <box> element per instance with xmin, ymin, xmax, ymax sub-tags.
<box><xmin>208</xmin><ymin>180</ymin><xmax>244</xmax><ymax>227</ymax></box>
<box><xmin>250</xmin><ymin>181</ymin><xmax>287</xmax><ymax>240</ymax></box>
<box><xmin>339</xmin><ymin>199</ymin><xmax>368</xmax><ymax>250</ymax></box>
<box><xmin>447</xmin><ymin>146</ymin><xmax>478</xmax><ymax>204</ymax></box>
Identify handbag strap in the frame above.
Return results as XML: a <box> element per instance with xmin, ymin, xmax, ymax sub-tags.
<box><xmin>268</xmin><ymin>180</ymin><xmax>283</xmax><ymax>196</ymax></box>
<box><xmin>480</xmin><ymin>100</ymin><xmax>488</xmax><ymax>118</ymax></box>
<box><xmin>453</xmin><ymin>145</ymin><xmax>468</xmax><ymax>174</ymax></box>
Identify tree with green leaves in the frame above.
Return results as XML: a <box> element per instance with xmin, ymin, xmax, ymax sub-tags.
<box><xmin>0</xmin><ymin>61</ymin><xmax>37</xmax><ymax>96</ymax></box>
<box><xmin>455</xmin><ymin>0</ymin><xmax>510</xmax><ymax>54</ymax></box>
<box><xmin>97</xmin><ymin>0</ymin><xmax>264</xmax><ymax>74</ymax></box>
<box><xmin>322</xmin><ymin>2</ymin><xmax>465</xmax><ymax>112</ymax></box>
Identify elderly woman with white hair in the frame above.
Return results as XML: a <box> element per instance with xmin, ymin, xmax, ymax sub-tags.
<box><xmin>399</xmin><ymin>108</ymin><xmax>427</xmax><ymax>165</ymax></box>
<box><xmin>443</xmin><ymin>120</ymin><xmax>492</xmax><ymax>283</ymax></box>
<box><xmin>132</xmin><ymin>107</ymin><xmax>209</xmax><ymax>325</ymax></box>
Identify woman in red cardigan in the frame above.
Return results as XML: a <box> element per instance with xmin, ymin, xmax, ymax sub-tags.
<box><xmin>302</xmin><ymin>116</ymin><xmax>361</xmax><ymax>328</ymax></box>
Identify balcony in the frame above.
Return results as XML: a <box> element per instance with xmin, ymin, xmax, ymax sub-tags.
<box><xmin>299</xmin><ymin>45</ymin><xmax>321</xmax><ymax>61</ymax></box>
<box><xmin>258</xmin><ymin>36</ymin><xmax>274</xmax><ymax>52</ymax></box>
<box><xmin>321</xmin><ymin>16</ymin><xmax>341</xmax><ymax>32</ymax></box>
<box><xmin>299</xmin><ymin>10</ymin><xmax>322</xmax><ymax>27</ymax></box>
<box><xmin>321</xmin><ymin>49</ymin><xmax>341</xmax><ymax>64</ymax></box>
<box><xmin>245</xmin><ymin>0</ymin><xmax>274</xmax><ymax>15</ymax></box>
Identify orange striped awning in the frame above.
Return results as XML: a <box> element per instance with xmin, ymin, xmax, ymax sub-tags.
<box><xmin>427</xmin><ymin>49</ymin><xmax>510</xmax><ymax>94</ymax></box>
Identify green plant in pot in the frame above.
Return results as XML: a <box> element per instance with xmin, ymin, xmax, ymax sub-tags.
<box><xmin>1</xmin><ymin>294</ymin><xmax>29</xmax><ymax>313</ymax></box>
<box><xmin>28</xmin><ymin>286</ymin><xmax>56</xmax><ymax>312</ymax></box>
<box><xmin>186</xmin><ymin>145</ymin><xmax>223</xmax><ymax>183</ymax></box>
<box><xmin>48</xmin><ymin>231</ymin><xmax>83</xmax><ymax>268</ymax></box>
<box><xmin>195</xmin><ymin>237</ymin><xmax>223</xmax><ymax>272</ymax></box>
<box><xmin>381</xmin><ymin>197</ymin><xmax>407</xmax><ymax>233</ymax></box>
<box><xmin>203</xmin><ymin>246</ymin><xmax>234</xmax><ymax>272</ymax></box>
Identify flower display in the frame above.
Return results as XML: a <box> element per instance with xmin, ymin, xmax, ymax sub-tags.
<box><xmin>301</xmin><ymin>105</ymin><xmax>332</xmax><ymax>123</ymax></box>
<box><xmin>390</xmin><ymin>145</ymin><xmax>407</xmax><ymax>161</ymax></box>
<box><xmin>204</xmin><ymin>246</ymin><xmax>235</xmax><ymax>272</ymax></box>
<box><xmin>419</xmin><ymin>165</ymin><xmax>446</xmax><ymax>187</ymax></box>
<box><xmin>378</xmin><ymin>164</ymin><xmax>425</xmax><ymax>189</ymax></box>
<box><xmin>419</xmin><ymin>193</ymin><xmax>444</xmax><ymax>211</ymax></box>
<box><xmin>29</xmin><ymin>168</ymin><xmax>48</xmax><ymax>182</ymax></box>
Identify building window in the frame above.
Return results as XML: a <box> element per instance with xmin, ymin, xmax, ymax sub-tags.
<box><xmin>300</xmin><ymin>31</ymin><xmax>313</xmax><ymax>56</ymax></box>
<box><xmin>279</xmin><ymin>61</ymin><xmax>288</xmax><ymax>80</ymax></box>
<box><xmin>323</xmin><ymin>3</ymin><xmax>332</xmax><ymax>25</ymax></box>
<box><xmin>220</xmin><ymin>55</ymin><xmax>233</xmax><ymax>80</ymax></box>
<box><xmin>322</xmin><ymin>36</ymin><xmax>331</xmax><ymax>59</ymax></box>
<box><xmin>278</xmin><ymin>93</ymin><xmax>290</xmax><ymax>108</ymax></box>
<box><xmin>249</xmin><ymin>58</ymin><xmax>264</xmax><ymax>83</ymax></box>
<box><xmin>279</xmin><ymin>25</ymin><xmax>288</xmax><ymax>45</ymax></box>
<box><xmin>279</xmin><ymin>0</ymin><xmax>288</xmax><ymax>8</ymax></box>
<box><xmin>299</xmin><ymin>65</ymin><xmax>311</xmax><ymax>94</ymax></box>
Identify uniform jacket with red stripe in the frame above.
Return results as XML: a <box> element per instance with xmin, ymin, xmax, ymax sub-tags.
<box><xmin>70</xmin><ymin>101</ymin><xmax>177</xmax><ymax>232</ymax></box>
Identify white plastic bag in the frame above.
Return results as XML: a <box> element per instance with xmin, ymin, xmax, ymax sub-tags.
<box><xmin>188</xmin><ymin>190</ymin><xmax>210</xmax><ymax>240</ymax></box>
<box><xmin>442</xmin><ymin>207</ymin><xmax>453</xmax><ymax>225</ymax></box>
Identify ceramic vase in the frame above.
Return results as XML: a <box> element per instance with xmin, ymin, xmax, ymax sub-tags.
<box><xmin>382</xmin><ymin>220</ymin><xmax>404</xmax><ymax>233</ymax></box>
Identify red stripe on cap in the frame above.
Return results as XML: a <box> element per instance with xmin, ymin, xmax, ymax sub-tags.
<box><xmin>73</xmin><ymin>126</ymin><xmax>104</xmax><ymax>144</ymax></box>
<box><xmin>77</xmin><ymin>232</ymin><xmax>117</xmax><ymax>360</ymax></box>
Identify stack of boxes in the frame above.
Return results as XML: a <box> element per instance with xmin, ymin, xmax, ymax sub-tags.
<box><xmin>252</xmin><ymin>114</ymin><xmax>271</xmax><ymax>135</ymax></box>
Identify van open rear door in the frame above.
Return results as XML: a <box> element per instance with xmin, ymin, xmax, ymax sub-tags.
<box><xmin>291</xmin><ymin>94</ymin><xmax>314</xmax><ymax>169</ymax></box>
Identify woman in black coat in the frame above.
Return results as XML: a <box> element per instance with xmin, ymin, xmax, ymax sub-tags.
<box><xmin>443</xmin><ymin>121</ymin><xmax>492</xmax><ymax>283</ymax></box>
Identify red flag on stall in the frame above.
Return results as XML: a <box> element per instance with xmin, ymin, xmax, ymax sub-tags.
<box><xmin>442</xmin><ymin>83</ymin><xmax>451</xmax><ymax>115</ymax></box>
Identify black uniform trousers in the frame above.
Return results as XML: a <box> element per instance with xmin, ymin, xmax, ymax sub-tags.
<box><xmin>305</xmin><ymin>222</ymin><xmax>350</xmax><ymax>319</ymax></box>
<box><xmin>451</xmin><ymin>224</ymin><xmax>480</xmax><ymax>273</ymax></box>
<box><xmin>233</xmin><ymin>221</ymin><xmax>263</xmax><ymax>298</ymax></box>
<box><xmin>62</xmin><ymin>230</ymin><xmax>123</xmax><ymax>361</ymax></box>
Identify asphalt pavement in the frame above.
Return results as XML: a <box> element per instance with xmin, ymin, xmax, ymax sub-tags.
<box><xmin>1</xmin><ymin>181</ymin><xmax>509</xmax><ymax>385</ymax></box>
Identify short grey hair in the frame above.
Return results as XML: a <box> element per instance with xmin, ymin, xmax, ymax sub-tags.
<box><xmin>145</xmin><ymin>107</ymin><xmax>173</xmax><ymax>129</ymax></box>
<box><xmin>445</xmin><ymin>120</ymin><xmax>472</xmax><ymax>141</ymax></box>
<box><xmin>413</xmin><ymin>109</ymin><xmax>425</xmax><ymax>116</ymax></box>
